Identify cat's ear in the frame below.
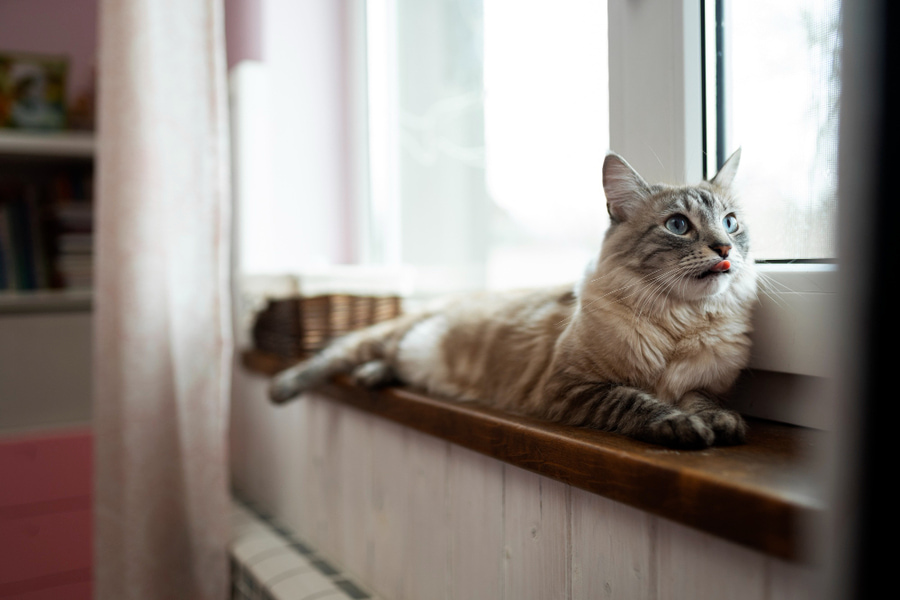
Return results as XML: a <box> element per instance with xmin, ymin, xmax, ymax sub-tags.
<box><xmin>603</xmin><ymin>152</ymin><xmax>652</xmax><ymax>223</ymax></box>
<box><xmin>711</xmin><ymin>147</ymin><xmax>741</xmax><ymax>188</ymax></box>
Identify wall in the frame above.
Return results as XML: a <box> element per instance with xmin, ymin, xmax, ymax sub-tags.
<box><xmin>231</xmin><ymin>370</ymin><xmax>815</xmax><ymax>600</ymax></box>
<box><xmin>0</xmin><ymin>0</ymin><xmax>98</xmax><ymax>108</ymax></box>
<box><xmin>0</xmin><ymin>312</ymin><xmax>92</xmax><ymax>433</ymax></box>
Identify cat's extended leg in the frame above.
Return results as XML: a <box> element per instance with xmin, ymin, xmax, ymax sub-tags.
<box><xmin>351</xmin><ymin>360</ymin><xmax>399</xmax><ymax>388</ymax></box>
<box><xmin>677</xmin><ymin>391</ymin><xmax>747</xmax><ymax>445</ymax></box>
<box><xmin>269</xmin><ymin>355</ymin><xmax>329</xmax><ymax>403</ymax></box>
<box><xmin>547</xmin><ymin>382</ymin><xmax>715</xmax><ymax>449</ymax></box>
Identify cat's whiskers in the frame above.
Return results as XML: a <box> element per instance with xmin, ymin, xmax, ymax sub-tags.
<box><xmin>634</xmin><ymin>269</ymin><xmax>685</xmax><ymax>321</ymax></box>
<box><xmin>616</xmin><ymin>264</ymin><xmax>679</xmax><ymax>321</ymax></box>
<box><xmin>612</xmin><ymin>268</ymin><xmax>678</xmax><ymax>310</ymax></box>
<box><xmin>631</xmin><ymin>272</ymin><xmax>672</xmax><ymax>320</ymax></box>
<box><xmin>664</xmin><ymin>269</ymin><xmax>694</xmax><ymax>312</ymax></box>
<box><xmin>558</xmin><ymin>266</ymin><xmax>672</xmax><ymax>327</ymax></box>
<box><xmin>753</xmin><ymin>269</ymin><xmax>796</xmax><ymax>312</ymax></box>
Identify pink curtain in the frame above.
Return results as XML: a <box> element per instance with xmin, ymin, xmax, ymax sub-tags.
<box><xmin>93</xmin><ymin>1</ymin><xmax>232</xmax><ymax>599</ymax></box>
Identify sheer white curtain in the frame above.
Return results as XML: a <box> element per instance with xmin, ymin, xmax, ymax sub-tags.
<box><xmin>93</xmin><ymin>1</ymin><xmax>232</xmax><ymax>599</ymax></box>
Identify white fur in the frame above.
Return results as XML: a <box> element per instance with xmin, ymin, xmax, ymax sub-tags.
<box><xmin>395</xmin><ymin>315</ymin><xmax>471</xmax><ymax>400</ymax></box>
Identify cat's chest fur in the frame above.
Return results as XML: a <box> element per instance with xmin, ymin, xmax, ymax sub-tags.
<box><xmin>562</xmin><ymin>297</ymin><xmax>753</xmax><ymax>403</ymax></box>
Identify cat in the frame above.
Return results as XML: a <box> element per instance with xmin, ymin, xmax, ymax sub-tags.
<box><xmin>269</xmin><ymin>149</ymin><xmax>757</xmax><ymax>449</ymax></box>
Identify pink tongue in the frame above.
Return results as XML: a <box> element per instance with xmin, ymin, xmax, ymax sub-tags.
<box><xmin>711</xmin><ymin>260</ymin><xmax>731</xmax><ymax>272</ymax></box>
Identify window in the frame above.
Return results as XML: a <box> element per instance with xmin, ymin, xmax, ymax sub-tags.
<box><xmin>366</xmin><ymin>0</ymin><xmax>839</xmax><ymax>426</ymax></box>
<box><xmin>703</xmin><ymin>0</ymin><xmax>841</xmax><ymax>260</ymax></box>
<box><xmin>365</xmin><ymin>0</ymin><xmax>609</xmax><ymax>295</ymax></box>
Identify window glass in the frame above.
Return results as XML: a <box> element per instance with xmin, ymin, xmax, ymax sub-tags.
<box><xmin>373</xmin><ymin>0</ymin><xmax>609</xmax><ymax>294</ymax></box>
<box><xmin>711</xmin><ymin>0</ymin><xmax>841</xmax><ymax>260</ymax></box>
<box><xmin>483</xmin><ymin>0</ymin><xmax>609</xmax><ymax>289</ymax></box>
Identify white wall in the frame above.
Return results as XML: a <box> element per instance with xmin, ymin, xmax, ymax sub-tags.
<box><xmin>0</xmin><ymin>312</ymin><xmax>92</xmax><ymax>433</ymax></box>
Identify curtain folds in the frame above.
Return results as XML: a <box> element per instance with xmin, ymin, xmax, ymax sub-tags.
<box><xmin>94</xmin><ymin>1</ymin><xmax>232</xmax><ymax>598</ymax></box>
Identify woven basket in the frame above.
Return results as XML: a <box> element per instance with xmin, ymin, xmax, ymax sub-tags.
<box><xmin>251</xmin><ymin>294</ymin><xmax>402</xmax><ymax>360</ymax></box>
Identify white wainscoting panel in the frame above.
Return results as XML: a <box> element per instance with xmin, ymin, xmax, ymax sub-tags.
<box><xmin>230</xmin><ymin>367</ymin><xmax>814</xmax><ymax>600</ymax></box>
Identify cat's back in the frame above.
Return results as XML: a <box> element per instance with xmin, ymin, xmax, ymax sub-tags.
<box><xmin>393</xmin><ymin>284</ymin><xmax>577</xmax><ymax>409</ymax></box>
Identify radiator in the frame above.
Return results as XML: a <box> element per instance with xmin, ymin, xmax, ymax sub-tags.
<box><xmin>230</xmin><ymin>497</ymin><xmax>378</xmax><ymax>600</ymax></box>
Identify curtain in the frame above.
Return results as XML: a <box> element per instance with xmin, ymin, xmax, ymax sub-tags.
<box><xmin>93</xmin><ymin>1</ymin><xmax>232</xmax><ymax>599</ymax></box>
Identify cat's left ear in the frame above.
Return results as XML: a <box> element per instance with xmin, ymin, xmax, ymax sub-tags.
<box><xmin>603</xmin><ymin>152</ymin><xmax>652</xmax><ymax>223</ymax></box>
<box><xmin>710</xmin><ymin>147</ymin><xmax>741</xmax><ymax>188</ymax></box>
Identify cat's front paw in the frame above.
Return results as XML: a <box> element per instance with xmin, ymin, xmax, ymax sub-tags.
<box><xmin>677</xmin><ymin>392</ymin><xmax>747</xmax><ymax>446</ymax></box>
<box><xmin>695</xmin><ymin>408</ymin><xmax>747</xmax><ymax>445</ymax></box>
<box><xmin>644</xmin><ymin>413</ymin><xmax>715</xmax><ymax>449</ymax></box>
<box><xmin>350</xmin><ymin>360</ymin><xmax>398</xmax><ymax>388</ymax></box>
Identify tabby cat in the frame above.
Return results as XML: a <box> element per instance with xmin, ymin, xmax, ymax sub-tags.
<box><xmin>269</xmin><ymin>149</ymin><xmax>757</xmax><ymax>448</ymax></box>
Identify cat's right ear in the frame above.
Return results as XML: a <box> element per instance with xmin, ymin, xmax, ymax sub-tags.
<box><xmin>603</xmin><ymin>152</ymin><xmax>651</xmax><ymax>223</ymax></box>
<box><xmin>711</xmin><ymin>147</ymin><xmax>741</xmax><ymax>188</ymax></box>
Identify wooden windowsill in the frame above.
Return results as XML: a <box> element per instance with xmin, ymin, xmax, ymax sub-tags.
<box><xmin>242</xmin><ymin>350</ymin><xmax>824</xmax><ymax>564</ymax></box>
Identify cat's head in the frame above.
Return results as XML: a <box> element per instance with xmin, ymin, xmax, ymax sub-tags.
<box><xmin>598</xmin><ymin>149</ymin><xmax>755</xmax><ymax>302</ymax></box>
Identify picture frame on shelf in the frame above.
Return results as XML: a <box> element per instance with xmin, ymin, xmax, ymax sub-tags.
<box><xmin>0</xmin><ymin>51</ymin><xmax>68</xmax><ymax>131</ymax></box>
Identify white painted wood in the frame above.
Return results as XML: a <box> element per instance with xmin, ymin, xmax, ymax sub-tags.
<box><xmin>767</xmin><ymin>557</ymin><xmax>815</xmax><ymax>600</ymax></box>
<box><xmin>332</xmin><ymin>404</ymin><xmax>375</xmax><ymax>583</ymax></box>
<box><xmin>228</xmin><ymin>369</ymin><xmax>308</xmax><ymax>525</ymax></box>
<box><xmin>657</xmin><ymin>516</ymin><xmax>766</xmax><ymax>600</ymax></box>
<box><xmin>302</xmin><ymin>394</ymin><xmax>346</xmax><ymax>557</ymax></box>
<box><xmin>405</xmin><ymin>430</ymin><xmax>450</xmax><ymax>600</ymax></box>
<box><xmin>365</xmin><ymin>416</ymin><xmax>412</xmax><ymax>599</ymax></box>
<box><xmin>0</xmin><ymin>130</ymin><xmax>95</xmax><ymax>158</ymax></box>
<box><xmin>446</xmin><ymin>443</ymin><xmax>504</xmax><ymax>600</ymax></box>
<box><xmin>570</xmin><ymin>486</ymin><xmax>655</xmax><ymax>600</ymax></box>
<box><xmin>502</xmin><ymin>466</ymin><xmax>570</xmax><ymax>600</ymax></box>
<box><xmin>0</xmin><ymin>289</ymin><xmax>92</xmax><ymax>314</ymax></box>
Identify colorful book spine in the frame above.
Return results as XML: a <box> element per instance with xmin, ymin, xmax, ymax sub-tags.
<box><xmin>0</xmin><ymin>169</ymin><xmax>94</xmax><ymax>292</ymax></box>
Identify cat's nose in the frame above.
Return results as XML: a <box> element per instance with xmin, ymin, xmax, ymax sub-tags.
<box><xmin>709</xmin><ymin>243</ymin><xmax>732</xmax><ymax>258</ymax></box>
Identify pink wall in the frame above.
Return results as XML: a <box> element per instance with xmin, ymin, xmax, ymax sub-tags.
<box><xmin>0</xmin><ymin>0</ymin><xmax>98</xmax><ymax>106</ymax></box>
<box><xmin>0</xmin><ymin>0</ymin><xmax>263</xmax><ymax>110</ymax></box>
<box><xmin>225</xmin><ymin>0</ymin><xmax>264</xmax><ymax>70</ymax></box>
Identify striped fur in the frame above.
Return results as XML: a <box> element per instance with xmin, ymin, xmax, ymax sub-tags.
<box><xmin>270</xmin><ymin>150</ymin><xmax>756</xmax><ymax>449</ymax></box>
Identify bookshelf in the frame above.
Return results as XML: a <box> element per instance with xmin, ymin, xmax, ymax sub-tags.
<box><xmin>0</xmin><ymin>288</ymin><xmax>92</xmax><ymax>314</ymax></box>
<box><xmin>0</xmin><ymin>130</ymin><xmax>96</xmax><ymax>158</ymax></box>
<box><xmin>1</xmin><ymin>130</ymin><xmax>95</xmax><ymax>434</ymax></box>
<box><xmin>0</xmin><ymin>130</ymin><xmax>95</xmax><ymax>313</ymax></box>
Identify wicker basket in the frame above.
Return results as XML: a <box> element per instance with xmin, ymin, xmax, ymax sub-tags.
<box><xmin>251</xmin><ymin>294</ymin><xmax>402</xmax><ymax>360</ymax></box>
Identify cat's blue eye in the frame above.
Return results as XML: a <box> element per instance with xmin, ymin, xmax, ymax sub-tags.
<box><xmin>723</xmin><ymin>214</ymin><xmax>739</xmax><ymax>233</ymax></box>
<box><xmin>665</xmin><ymin>215</ymin><xmax>690</xmax><ymax>235</ymax></box>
